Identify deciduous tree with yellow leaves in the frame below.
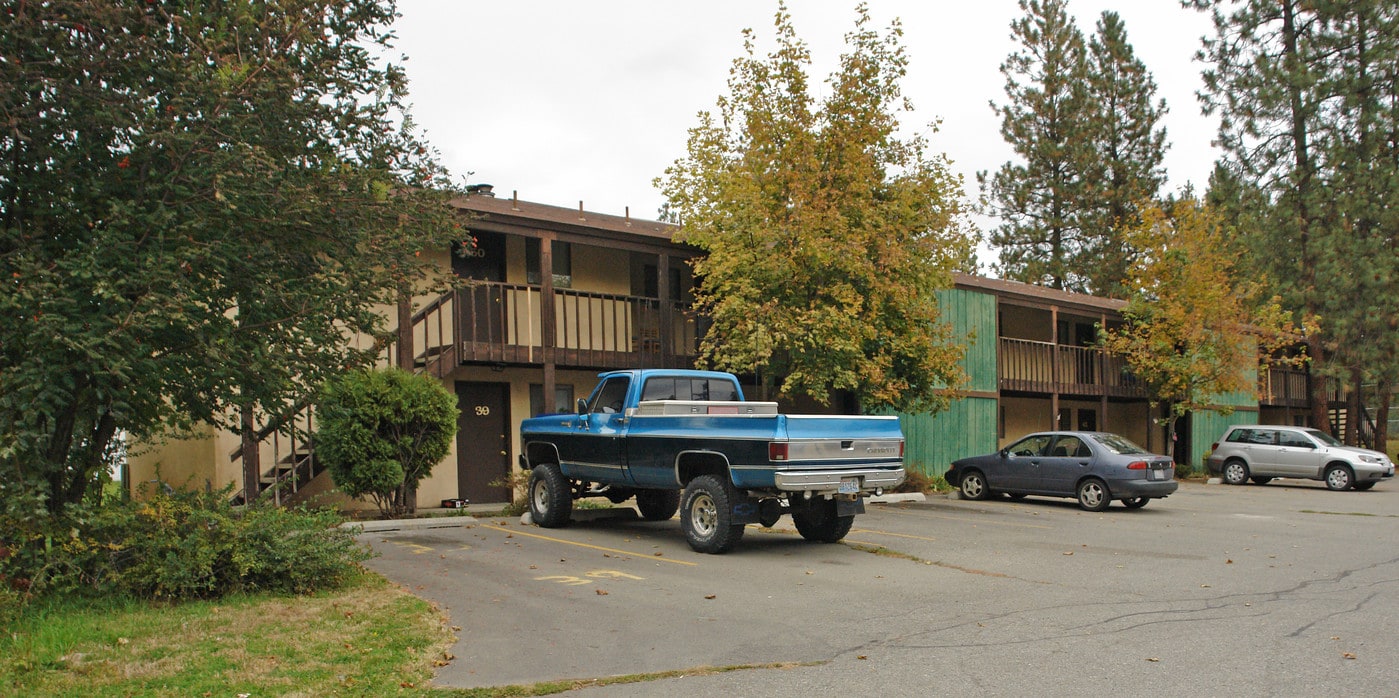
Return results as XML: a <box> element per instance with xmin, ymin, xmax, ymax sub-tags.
<box><xmin>657</xmin><ymin>4</ymin><xmax>978</xmax><ymax>413</ymax></box>
<box><xmin>1098</xmin><ymin>199</ymin><xmax>1300</xmax><ymax>457</ymax></box>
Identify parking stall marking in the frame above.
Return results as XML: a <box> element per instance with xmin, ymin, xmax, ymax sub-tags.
<box><xmin>479</xmin><ymin>524</ymin><xmax>699</xmax><ymax>567</ymax></box>
<box><xmin>535</xmin><ymin>570</ymin><xmax>648</xmax><ymax>586</ymax></box>
<box><xmin>386</xmin><ymin>540</ymin><xmax>438</xmax><ymax>555</ymax></box>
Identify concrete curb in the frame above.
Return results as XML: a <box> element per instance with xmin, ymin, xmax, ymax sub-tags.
<box><xmin>868</xmin><ymin>492</ymin><xmax>927</xmax><ymax>504</ymax></box>
<box><xmin>343</xmin><ymin>515</ymin><xmax>478</xmax><ymax>533</ymax></box>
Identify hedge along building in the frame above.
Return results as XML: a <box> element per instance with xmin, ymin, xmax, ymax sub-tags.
<box><xmin>127</xmin><ymin>193</ymin><xmax>1300</xmax><ymax>510</ymax></box>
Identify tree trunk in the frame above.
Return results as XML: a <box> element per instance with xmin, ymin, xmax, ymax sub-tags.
<box><xmin>1307</xmin><ymin>341</ymin><xmax>1331</xmax><ymax>434</ymax></box>
<box><xmin>240</xmin><ymin>404</ymin><xmax>261</xmax><ymax>505</ymax></box>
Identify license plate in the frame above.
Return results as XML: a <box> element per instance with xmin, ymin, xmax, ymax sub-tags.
<box><xmin>1149</xmin><ymin>469</ymin><xmax>1167</xmax><ymax>481</ymax></box>
<box><xmin>838</xmin><ymin>477</ymin><xmax>860</xmax><ymax>494</ymax></box>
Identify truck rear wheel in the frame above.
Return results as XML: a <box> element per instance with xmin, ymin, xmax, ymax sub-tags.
<box><xmin>681</xmin><ymin>475</ymin><xmax>745</xmax><ymax>554</ymax></box>
<box><xmin>792</xmin><ymin>498</ymin><xmax>854</xmax><ymax>543</ymax></box>
<box><xmin>528</xmin><ymin>463</ymin><xmax>572</xmax><ymax>528</ymax></box>
<box><xmin>636</xmin><ymin>490</ymin><xmax>680</xmax><ymax>521</ymax></box>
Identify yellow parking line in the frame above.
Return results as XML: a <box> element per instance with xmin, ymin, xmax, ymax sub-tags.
<box><xmin>481</xmin><ymin>525</ymin><xmax>699</xmax><ymax>567</ymax></box>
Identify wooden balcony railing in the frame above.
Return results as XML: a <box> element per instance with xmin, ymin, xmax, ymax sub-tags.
<box><xmin>998</xmin><ymin>337</ymin><xmax>1144</xmax><ymax>398</ymax></box>
<box><xmin>400</xmin><ymin>282</ymin><xmax>703</xmax><ymax>372</ymax></box>
<box><xmin>1259</xmin><ymin>367</ymin><xmax>1309</xmax><ymax>407</ymax></box>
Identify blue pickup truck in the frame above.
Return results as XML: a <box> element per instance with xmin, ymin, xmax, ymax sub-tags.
<box><xmin>518</xmin><ymin>369</ymin><xmax>906</xmax><ymax>553</ymax></box>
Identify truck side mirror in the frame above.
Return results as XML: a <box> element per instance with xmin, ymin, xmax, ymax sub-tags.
<box><xmin>577</xmin><ymin>398</ymin><xmax>589</xmax><ymax>415</ymax></box>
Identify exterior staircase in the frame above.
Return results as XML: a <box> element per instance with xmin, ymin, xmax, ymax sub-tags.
<box><xmin>231</xmin><ymin>290</ymin><xmax>456</xmax><ymax>505</ymax></box>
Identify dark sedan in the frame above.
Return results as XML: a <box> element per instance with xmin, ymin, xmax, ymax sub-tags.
<box><xmin>945</xmin><ymin>431</ymin><xmax>1178</xmax><ymax>511</ymax></box>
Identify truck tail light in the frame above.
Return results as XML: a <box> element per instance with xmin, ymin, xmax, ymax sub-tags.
<box><xmin>1126</xmin><ymin>461</ymin><xmax>1147</xmax><ymax>470</ymax></box>
<box><xmin>900</xmin><ymin>442</ymin><xmax>905</xmax><ymax>457</ymax></box>
<box><xmin>769</xmin><ymin>442</ymin><xmax>789</xmax><ymax>461</ymax></box>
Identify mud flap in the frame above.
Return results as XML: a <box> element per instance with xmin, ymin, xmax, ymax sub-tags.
<box><xmin>836</xmin><ymin>496</ymin><xmax>865</xmax><ymax>517</ymax></box>
<box><xmin>730</xmin><ymin>497</ymin><xmax>763</xmax><ymax>525</ymax></box>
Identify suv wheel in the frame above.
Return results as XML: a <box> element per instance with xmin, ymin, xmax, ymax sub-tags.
<box><xmin>1324</xmin><ymin>464</ymin><xmax>1354</xmax><ymax>491</ymax></box>
<box><xmin>1222</xmin><ymin>459</ymin><xmax>1249</xmax><ymax>486</ymax></box>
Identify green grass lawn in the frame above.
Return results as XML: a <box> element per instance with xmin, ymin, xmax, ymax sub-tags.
<box><xmin>0</xmin><ymin>571</ymin><xmax>454</xmax><ymax>697</ymax></box>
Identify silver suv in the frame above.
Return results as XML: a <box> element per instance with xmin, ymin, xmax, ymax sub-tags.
<box><xmin>1208</xmin><ymin>425</ymin><xmax>1395</xmax><ymax>491</ymax></box>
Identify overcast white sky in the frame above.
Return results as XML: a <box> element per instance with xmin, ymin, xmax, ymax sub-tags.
<box><xmin>391</xmin><ymin>1</ymin><xmax>1219</xmax><ymax>256</ymax></box>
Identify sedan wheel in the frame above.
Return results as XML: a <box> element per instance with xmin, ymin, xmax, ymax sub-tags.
<box><xmin>1222</xmin><ymin>460</ymin><xmax>1249</xmax><ymax>486</ymax></box>
<box><xmin>1121</xmin><ymin>497</ymin><xmax>1149</xmax><ymax>509</ymax></box>
<box><xmin>1076</xmin><ymin>478</ymin><xmax>1110</xmax><ymax>512</ymax></box>
<box><xmin>1324</xmin><ymin>465</ymin><xmax>1354</xmax><ymax>491</ymax></box>
<box><xmin>959</xmin><ymin>470</ymin><xmax>990</xmax><ymax>500</ymax></box>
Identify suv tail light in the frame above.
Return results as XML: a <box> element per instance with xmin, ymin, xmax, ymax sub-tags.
<box><xmin>769</xmin><ymin>442</ymin><xmax>789</xmax><ymax>461</ymax></box>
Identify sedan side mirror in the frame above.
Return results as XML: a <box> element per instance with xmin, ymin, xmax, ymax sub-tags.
<box><xmin>999</xmin><ymin>449</ymin><xmax>1009</xmax><ymax>458</ymax></box>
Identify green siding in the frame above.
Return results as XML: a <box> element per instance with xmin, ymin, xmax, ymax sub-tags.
<box><xmin>1189</xmin><ymin>409</ymin><xmax>1258</xmax><ymax>473</ymax></box>
<box><xmin>899</xmin><ymin>397</ymin><xmax>998</xmax><ymax>478</ymax></box>
<box><xmin>935</xmin><ymin>289</ymin><xmax>997</xmax><ymax>394</ymax></box>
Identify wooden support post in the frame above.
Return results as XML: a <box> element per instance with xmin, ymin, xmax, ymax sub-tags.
<box><xmin>540</xmin><ymin>237</ymin><xmax>557</xmax><ymax>407</ymax></box>
<box><xmin>657</xmin><ymin>253</ymin><xmax>672</xmax><ymax>364</ymax></box>
<box><xmin>1050</xmin><ymin>306</ymin><xmax>1059</xmax><ymax>430</ymax></box>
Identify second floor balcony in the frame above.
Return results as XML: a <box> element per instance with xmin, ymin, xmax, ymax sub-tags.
<box><xmin>998</xmin><ymin>337</ymin><xmax>1145</xmax><ymax>398</ymax></box>
<box><xmin>400</xmin><ymin>281</ymin><xmax>705</xmax><ymax>375</ymax></box>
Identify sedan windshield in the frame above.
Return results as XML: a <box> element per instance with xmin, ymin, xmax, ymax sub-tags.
<box><xmin>1092</xmin><ymin>433</ymin><xmax>1148</xmax><ymax>455</ymax></box>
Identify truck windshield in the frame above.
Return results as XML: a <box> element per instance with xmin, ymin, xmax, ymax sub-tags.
<box><xmin>589</xmin><ymin>376</ymin><xmax>631</xmax><ymax>414</ymax></box>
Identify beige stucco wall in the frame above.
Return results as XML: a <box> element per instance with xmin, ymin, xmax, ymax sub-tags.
<box><xmin>997</xmin><ymin>396</ymin><xmax>1158</xmax><ymax>453</ymax></box>
<box><xmin>999</xmin><ymin>305</ymin><xmax>1051</xmax><ymax>342</ymax></box>
<box><xmin>128</xmin><ymin>425</ymin><xmax>226</xmax><ymax>497</ymax></box>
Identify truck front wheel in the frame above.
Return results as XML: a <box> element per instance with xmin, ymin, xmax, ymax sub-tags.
<box><xmin>636</xmin><ymin>490</ymin><xmax>681</xmax><ymax>521</ymax></box>
<box><xmin>681</xmin><ymin>475</ymin><xmax>745</xmax><ymax>554</ymax></box>
<box><xmin>528</xmin><ymin>463</ymin><xmax>573</xmax><ymax>528</ymax></box>
<box><xmin>792</xmin><ymin>498</ymin><xmax>854</xmax><ymax>543</ymax></box>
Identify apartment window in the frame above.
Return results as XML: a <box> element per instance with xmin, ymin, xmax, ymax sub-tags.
<box><xmin>643</xmin><ymin>264</ymin><xmax>683</xmax><ymax>301</ymax></box>
<box><xmin>1077</xmin><ymin>408</ymin><xmax>1097</xmax><ymax>432</ymax></box>
<box><xmin>526</xmin><ymin>239</ymin><xmax>572</xmax><ymax>288</ymax></box>
<box><xmin>529</xmin><ymin>384</ymin><xmax>575</xmax><ymax>416</ymax></box>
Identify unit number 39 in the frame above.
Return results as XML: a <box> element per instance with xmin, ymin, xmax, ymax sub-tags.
<box><xmin>474</xmin><ymin>405</ymin><xmax>490</xmax><ymax>416</ymax></box>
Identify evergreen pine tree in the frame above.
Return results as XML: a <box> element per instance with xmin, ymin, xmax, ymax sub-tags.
<box><xmin>980</xmin><ymin>0</ymin><xmax>1096</xmax><ymax>292</ymax></box>
<box><xmin>1079</xmin><ymin>11</ymin><xmax>1168</xmax><ymax>299</ymax></box>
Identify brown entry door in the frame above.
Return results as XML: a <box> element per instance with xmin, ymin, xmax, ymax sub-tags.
<box><xmin>455</xmin><ymin>382</ymin><xmax>512</xmax><ymax>504</ymax></box>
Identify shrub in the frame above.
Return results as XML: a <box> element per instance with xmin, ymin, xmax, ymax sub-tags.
<box><xmin>0</xmin><ymin>487</ymin><xmax>372</xmax><ymax>604</ymax></box>
<box><xmin>317</xmin><ymin>368</ymin><xmax>459</xmax><ymax>518</ymax></box>
<box><xmin>892</xmin><ymin>466</ymin><xmax>949</xmax><ymax>493</ymax></box>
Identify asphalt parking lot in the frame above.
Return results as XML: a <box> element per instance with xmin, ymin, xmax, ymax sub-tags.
<box><xmin>359</xmin><ymin>479</ymin><xmax>1399</xmax><ymax>696</ymax></box>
